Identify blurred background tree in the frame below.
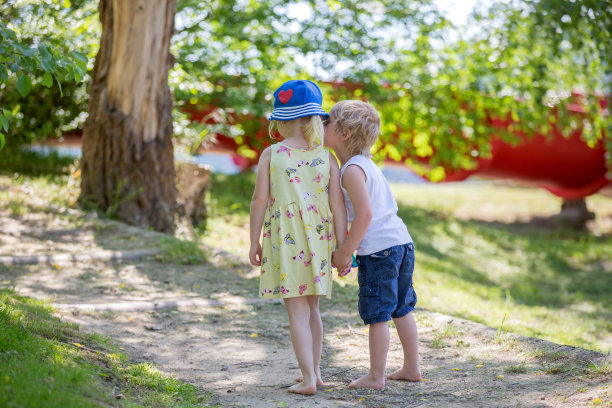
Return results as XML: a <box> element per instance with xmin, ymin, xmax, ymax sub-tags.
<box><xmin>0</xmin><ymin>0</ymin><xmax>95</xmax><ymax>148</ymax></box>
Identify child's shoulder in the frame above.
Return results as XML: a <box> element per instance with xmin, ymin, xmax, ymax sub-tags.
<box><xmin>344</xmin><ymin>154</ymin><xmax>373</xmax><ymax>169</ymax></box>
<box><xmin>258</xmin><ymin>145</ymin><xmax>274</xmax><ymax>163</ymax></box>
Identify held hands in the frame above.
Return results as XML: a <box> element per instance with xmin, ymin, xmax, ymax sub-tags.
<box><xmin>249</xmin><ymin>242</ymin><xmax>262</xmax><ymax>266</ymax></box>
<box><xmin>332</xmin><ymin>249</ymin><xmax>353</xmax><ymax>277</ymax></box>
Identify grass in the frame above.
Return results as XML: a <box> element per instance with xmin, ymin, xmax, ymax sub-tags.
<box><xmin>156</xmin><ymin>237</ymin><xmax>208</xmax><ymax>265</ymax></box>
<box><xmin>587</xmin><ymin>355</ymin><xmax>612</xmax><ymax>375</ymax></box>
<box><xmin>0</xmin><ymin>148</ymin><xmax>80</xmax><ymax>214</ymax></box>
<box><xmin>205</xmin><ymin>173</ymin><xmax>612</xmax><ymax>353</ymax></box>
<box><xmin>0</xmin><ymin>146</ymin><xmax>77</xmax><ymax>177</ymax></box>
<box><xmin>504</xmin><ymin>363</ymin><xmax>529</xmax><ymax>374</ymax></box>
<box><xmin>391</xmin><ymin>182</ymin><xmax>612</xmax><ymax>353</ymax></box>
<box><xmin>0</xmin><ymin>289</ymin><xmax>216</xmax><ymax>408</ymax></box>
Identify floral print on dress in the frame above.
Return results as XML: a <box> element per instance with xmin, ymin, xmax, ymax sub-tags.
<box><xmin>259</xmin><ymin>143</ymin><xmax>334</xmax><ymax>299</ymax></box>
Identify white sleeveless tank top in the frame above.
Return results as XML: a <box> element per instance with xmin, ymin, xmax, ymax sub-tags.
<box><xmin>340</xmin><ymin>155</ymin><xmax>412</xmax><ymax>255</ymax></box>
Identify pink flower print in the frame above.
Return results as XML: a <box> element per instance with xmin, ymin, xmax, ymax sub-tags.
<box><xmin>314</xmin><ymin>275</ymin><xmax>321</xmax><ymax>283</ymax></box>
<box><xmin>268</xmin><ymin>197</ymin><xmax>276</xmax><ymax>207</ymax></box>
<box><xmin>290</xmin><ymin>176</ymin><xmax>301</xmax><ymax>183</ymax></box>
<box><xmin>261</xmin><ymin>288</ymin><xmax>271</xmax><ymax>295</ymax></box>
<box><xmin>304</xmin><ymin>259</ymin><xmax>312</xmax><ymax>267</ymax></box>
<box><xmin>297</xmin><ymin>160</ymin><xmax>309</xmax><ymax>167</ymax></box>
<box><xmin>319</xmin><ymin>234</ymin><xmax>332</xmax><ymax>241</ymax></box>
<box><xmin>307</xmin><ymin>204</ymin><xmax>318</xmax><ymax>214</ymax></box>
<box><xmin>310</xmin><ymin>251</ymin><xmax>316</xmax><ymax>258</ymax></box>
<box><xmin>280</xmin><ymin>286</ymin><xmax>290</xmax><ymax>294</ymax></box>
<box><xmin>263</xmin><ymin>230</ymin><xmax>271</xmax><ymax>238</ymax></box>
<box><xmin>293</xmin><ymin>250</ymin><xmax>305</xmax><ymax>261</ymax></box>
<box><xmin>299</xmin><ymin>284</ymin><xmax>308</xmax><ymax>295</ymax></box>
<box><xmin>277</xmin><ymin>145</ymin><xmax>291</xmax><ymax>157</ymax></box>
<box><xmin>286</xmin><ymin>210</ymin><xmax>294</xmax><ymax>218</ymax></box>
<box><xmin>313</xmin><ymin>172</ymin><xmax>323</xmax><ymax>182</ymax></box>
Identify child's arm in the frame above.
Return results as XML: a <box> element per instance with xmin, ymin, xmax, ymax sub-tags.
<box><xmin>328</xmin><ymin>152</ymin><xmax>347</xmax><ymax>248</ymax></box>
<box><xmin>332</xmin><ymin>164</ymin><xmax>372</xmax><ymax>270</ymax></box>
<box><xmin>249</xmin><ymin>147</ymin><xmax>271</xmax><ymax>266</ymax></box>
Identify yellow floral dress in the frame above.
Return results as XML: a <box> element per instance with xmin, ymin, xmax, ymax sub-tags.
<box><xmin>259</xmin><ymin>142</ymin><xmax>334</xmax><ymax>299</ymax></box>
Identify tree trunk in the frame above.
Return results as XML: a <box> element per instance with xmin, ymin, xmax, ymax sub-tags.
<box><xmin>80</xmin><ymin>0</ymin><xmax>176</xmax><ymax>232</ymax></box>
<box><xmin>557</xmin><ymin>198</ymin><xmax>595</xmax><ymax>229</ymax></box>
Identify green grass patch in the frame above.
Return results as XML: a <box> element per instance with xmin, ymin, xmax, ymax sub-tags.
<box><xmin>391</xmin><ymin>183</ymin><xmax>612</xmax><ymax>353</ymax></box>
<box><xmin>156</xmin><ymin>237</ymin><xmax>208</xmax><ymax>265</ymax></box>
<box><xmin>0</xmin><ymin>290</ymin><xmax>216</xmax><ymax>408</ymax></box>
<box><xmin>504</xmin><ymin>363</ymin><xmax>529</xmax><ymax>374</ymax></box>
<box><xmin>586</xmin><ymin>355</ymin><xmax>612</xmax><ymax>376</ymax></box>
<box><xmin>208</xmin><ymin>172</ymin><xmax>254</xmax><ymax>219</ymax></box>
<box><xmin>0</xmin><ymin>147</ymin><xmax>76</xmax><ymax>176</ymax></box>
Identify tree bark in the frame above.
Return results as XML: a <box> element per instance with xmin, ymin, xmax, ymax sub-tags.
<box><xmin>557</xmin><ymin>198</ymin><xmax>595</xmax><ymax>229</ymax></box>
<box><xmin>80</xmin><ymin>0</ymin><xmax>176</xmax><ymax>232</ymax></box>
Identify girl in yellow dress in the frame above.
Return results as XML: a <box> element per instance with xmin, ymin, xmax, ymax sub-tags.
<box><xmin>249</xmin><ymin>79</ymin><xmax>347</xmax><ymax>395</ymax></box>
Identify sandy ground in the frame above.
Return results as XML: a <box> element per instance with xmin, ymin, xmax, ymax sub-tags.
<box><xmin>1</xmin><ymin>211</ymin><xmax>611</xmax><ymax>408</ymax></box>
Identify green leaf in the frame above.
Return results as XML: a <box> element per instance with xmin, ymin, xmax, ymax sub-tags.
<box><xmin>0</xmin><ymin>132</ymin><xmax>4</xmax><ymax>149</ymax></box>
<box><xmin>70</xmin><ymin>51</ymin><xmax>88</xmax><ymax>64</ymax></box>
<box><xmin>42</xmin><ymin>71</ymin><xmax>53</xmax><ymax>87</ymax></box>
<box><xmin>40</xmin><ymin>58</ymin><xmax>55</xmax><ymax>72</ymax></box>
<box><xmin>14</xmin><ymin>43</ymin><xmax>35</xmax><ymax>57</ymax></box>
<box><xmin>0</xmin><ymin>111</ymin><xmax>8</xmax><ymax>132</ymax></box>
<box><xmin>0</xmin><ymin>65</ymin><xmax>7</xmax><ymax>81</ymax></box>
<box><xmin>16</xmin><ymin>72</ymin><xmax>31</xmax><ymax>97</ymax></box>
<box><xmin>38</xmin><ymin>44</ymin><xmax>53</xmax><ymax>61</ymax></box>
<box><xmin>63</xmin><ymin>65</ymin><xmax>74</xmax><ymax>82</ymax></box>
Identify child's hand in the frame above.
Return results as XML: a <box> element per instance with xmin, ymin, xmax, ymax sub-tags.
<box><xmin>332</xmin><ymin>250</ymin><xmax>352</xmax><ymax>274</ymax></box>
<box><xmin>249</xmin><ymin>242</ymin><xmax>262</xmax><ymax>266</ymax></box>
<box><xmin>338</xmin><ymin>266</ymin><xmax>352</xmax><ymax>277</ymax></box>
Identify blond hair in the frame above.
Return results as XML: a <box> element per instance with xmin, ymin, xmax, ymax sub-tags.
<box><xmin>329</xmin><ymin>100</ymin><xmax>380</xmax><ymax>157</ymax></box>
<box><xmin>268</xmin><ymin>115</ymin><xmax>325</xmax><ymax>149</ymax></box>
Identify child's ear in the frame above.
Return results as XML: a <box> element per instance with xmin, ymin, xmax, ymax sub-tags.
<box><xmin>340</xmin><ymin>129</ymin><xmax>351</xmax><ymax>141</ymax></box>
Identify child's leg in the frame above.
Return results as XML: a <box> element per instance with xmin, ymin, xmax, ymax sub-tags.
<box><xmin>387</xmin><ymin>313</ymin><xmax>421</xmax><ymax>381</ymax></box>
<box><xmin>284</xmin><ymin>296</ymin><xmax>317</xmax><ymax>395</ymax></box>
<box><xmin>348</xmin><ymin>321</ymin><xmax>389</xmax><ymax>390</ymax></box>
<box><xmin>295</xmin><ymin>295</ymin><xmax>324</xmax><ymax>385</ymax></box>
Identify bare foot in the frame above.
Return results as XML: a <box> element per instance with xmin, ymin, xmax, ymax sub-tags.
<box><xmin>348</xmin><ymin>374</ymin><xmax>385</xmax><ymax>390</ymax></box>
<box><xmin>386</xmin><ymin>368</ymin><xmax>422</xmax><ymax>382</ymax></box>
<box><xmin>288</xmin><ymin>382</ymin><xmax>317</xmax><ymax>395</ymax></box>
<box><xmin>295</xmin><ymin>376</ymin><xmax>324</xmax><ymax>386</ymax></box>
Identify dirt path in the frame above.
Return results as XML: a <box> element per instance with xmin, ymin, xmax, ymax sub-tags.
<box><xmin>1</xmin><ymin>211</ymin><xmax>610</xmax><ymax>407</ymax></box>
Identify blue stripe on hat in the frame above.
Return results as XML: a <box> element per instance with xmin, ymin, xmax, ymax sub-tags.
<box><xmin>268</xmin><ymin>103</ymin><xmax>328</xmax><ymax>121</ymax></box>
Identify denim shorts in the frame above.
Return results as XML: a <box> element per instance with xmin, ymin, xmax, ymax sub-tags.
<box><xmin>355</xmin><ymin>243</ymin><xmax>417</xmax><ymax>325</ymax></box>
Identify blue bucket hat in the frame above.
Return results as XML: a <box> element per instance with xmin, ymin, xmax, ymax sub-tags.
<box><xmin>268</xmin><ymin>80</ymin><xmax>329</xmax><ymax>121</ymax></box>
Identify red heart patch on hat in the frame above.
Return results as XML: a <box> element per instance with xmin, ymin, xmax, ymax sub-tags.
<box><xmin>278</xmin><ymin>89</ymin><xmax>293</xmax><ymax>104</ymax></box>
